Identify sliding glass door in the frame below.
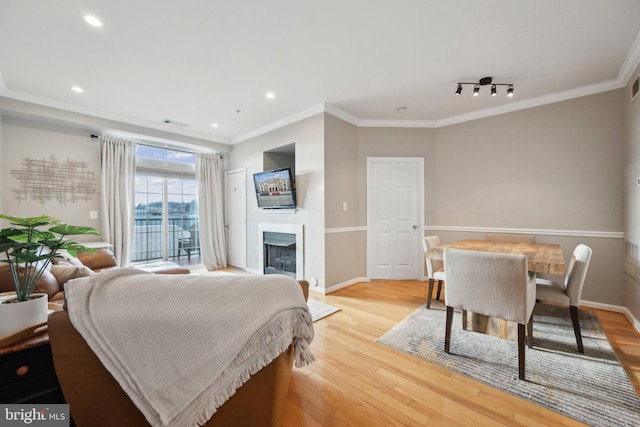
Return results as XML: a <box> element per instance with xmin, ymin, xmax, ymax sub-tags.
<box><xmin>132</xmin><ymin>145</ymin><xmax>199</xmax><ymax>264</ymax></box>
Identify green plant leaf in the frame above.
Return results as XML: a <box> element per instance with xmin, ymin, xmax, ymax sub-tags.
<box><xmin>0</xmin><ymin>214</ymin><xmax>60</xmax><ymax>228</ymax></box>
<box><xmin>49</xmin><ymin>224</ymin><xmax>100</xmax><ymax>236</ymax></box>
<box><xmin>59</xmin><ymin>241</ymin><xmax>97</xmax><ymax>255</ymax></box>
<box><xmin>0</xmin><ymin>214</ymin><xmax>102</xmax><ymax>301</ymax></box>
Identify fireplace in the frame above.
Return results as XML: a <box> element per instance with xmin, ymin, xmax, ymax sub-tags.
<box><xmin>258</xmin><ymin>223</ymin><xmax>303</xmax><ymax>280</ymax></box>
<box><xmin>263</xmin><ymin>232</ymin><xmax>296</xmax><ymax>278</ymax></box>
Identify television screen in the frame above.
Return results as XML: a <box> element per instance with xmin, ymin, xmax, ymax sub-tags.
<box><xmin>253</xmin><ymin>168</ymin><xmax>296</xmax><ymax>209</ymax></box>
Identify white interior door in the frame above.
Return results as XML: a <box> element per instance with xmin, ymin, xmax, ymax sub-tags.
<box><xmin>367</xmin><ymin>157</ymin><xmax>423</xmax><ymax>279</ymax></box>
<box><xmin>225</xmin><ymin>169</ymin><xmax>246</xmax><ymax>269</ymax></box>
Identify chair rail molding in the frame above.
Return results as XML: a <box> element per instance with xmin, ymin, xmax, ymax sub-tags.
<box><xmin>324</xmin><ymin>225</ymin><xmax>623</xmax><ymax>239</ymax></box>
<box><xmin>424</xmin><ymin>225</ymin><xmax>623</xmax><ymax>239</ymax></box>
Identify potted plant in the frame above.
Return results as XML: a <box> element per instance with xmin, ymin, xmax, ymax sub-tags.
<box><xmin>0</xmin><ymin>214</ymin><xmax>100</xmax><ymax>340</ymax></box>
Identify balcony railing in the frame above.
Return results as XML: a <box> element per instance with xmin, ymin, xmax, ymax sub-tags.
<box><xmin>132</xmin><ymin>216</ymin><xmax>200</xmax><ymax>263</ymax></box>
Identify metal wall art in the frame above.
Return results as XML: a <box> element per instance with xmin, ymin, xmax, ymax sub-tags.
<box><xmin>10</xmin><ymin>155</ymin><xmax>97</xmax><ymax>205</ymax></box>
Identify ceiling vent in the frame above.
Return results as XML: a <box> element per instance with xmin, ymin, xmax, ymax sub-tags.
<box><xmin>161</xmin><ymin>118</ymin><xmax>190</xmax><ymax>128</ymax></box>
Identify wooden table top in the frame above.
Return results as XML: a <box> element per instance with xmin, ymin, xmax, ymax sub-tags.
<box><xmin>425</xmin><ymin>239</ymin><xmax>566</xmax><ymax>275</ymax></box>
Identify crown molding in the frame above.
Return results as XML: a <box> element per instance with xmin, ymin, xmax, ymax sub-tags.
<box><xmin>322</xmin><ymin>103</ymin><xmax>360</xmax><ymax>126</ymax></box>
<box><xmin>0</xmin><ymin>89</ymin><xmax>231</xmax><ymax>145</ymax></box>
<box><xmin>434</xmin><ymin>80</ymin><xmax>622</xmax><ymax>128</ymax></box>
<box><xmin>3</xmin><ymin>44</ymin><xmax>637</xmax><ymax>146</ymax></box>
<box><xmin>358</xmin><ymin>118</ymin><xmax>438</xmax><ymax>128</ymax></box>
<box><xmin>618</xmin><ymin>31</ymin><xmax>640</xmax><ymax>86</ymax></box>
<box><xmin>322</xmin><ymin>80</ymin><xmax>624</xmax><ymax>131</ymax></box>
<box><xmin>231</xmin><ymin>103</ymin><xmax>326</xmax><ymax>144</ymax></box>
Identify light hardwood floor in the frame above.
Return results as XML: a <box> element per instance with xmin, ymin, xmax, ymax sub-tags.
<box><xmin>283</xmin><ymin>280</ymin><xmax>640</xmax><ymax>427</ymax></box>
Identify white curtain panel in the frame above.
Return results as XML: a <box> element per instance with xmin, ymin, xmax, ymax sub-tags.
<box><xmin>196</xmin><ymin>153</ymin><xmax>227</xmax><ymax>269</ymax></box>
<box><xmin>100</xmin><ymin>135</ymin><xmax>136</xmax><ymax>267</ymax></box>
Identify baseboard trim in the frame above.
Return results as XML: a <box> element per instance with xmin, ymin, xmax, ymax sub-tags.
<box><xmin>313</xmin><ymin>277</ymin><xmax>370</xmax><ymax>295</ymax></box>
<box><xmin>581</xmin><ymin>300</ymin><xmax>640</xmax><ymax>333</ymax></box>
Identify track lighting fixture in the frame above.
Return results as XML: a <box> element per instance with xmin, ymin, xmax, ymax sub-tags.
<box><xmin>455</xmin><ymin>77</ymin><xmax>514</xmax><ymax>97</ymax></box>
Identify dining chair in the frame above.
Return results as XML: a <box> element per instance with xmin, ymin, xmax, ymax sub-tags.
<box><xmin>485</xmin><ymin>233</ymin><xmax>535</xmax><ymax>243</ymax></box>
<box><xmin>423</xmin><ymin>236</ymin><xmax>445</xmax><ymax>309</ymax></box>
<box><xmin>534</xmin><ymin>244</ymin><xmax>592</xmax><ymax>353</ymax></box>
<box><xmin>444</xmin><ymin>248</ymin><xmax>536</xmax><ymax>380</ymax></box>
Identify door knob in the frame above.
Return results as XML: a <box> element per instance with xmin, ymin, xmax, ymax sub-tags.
<box><xmin>412</xmin><ymin>224</ymin><xmax>418</xmax><ymax>229</ymax></box>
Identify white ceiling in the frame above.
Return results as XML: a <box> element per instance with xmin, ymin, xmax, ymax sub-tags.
<box><xmin>1</xmin><ymin>0</ymin><xmax>640</xmax><ymax>145</ymax></box>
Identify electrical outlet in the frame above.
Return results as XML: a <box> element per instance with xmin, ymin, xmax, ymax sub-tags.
<box><xmin>90</xmin><ymin>211</ymin><xmax>98</xmax><ymax>219</ymax></box>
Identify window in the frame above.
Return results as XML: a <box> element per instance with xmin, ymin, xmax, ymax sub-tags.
<box><xmin>132</xmin><ymin>145</ymin><xmax>199</xmax><ymax>264</ymax></box>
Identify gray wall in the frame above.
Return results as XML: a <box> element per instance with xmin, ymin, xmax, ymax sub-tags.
<box><xmin>0</xmin><ymin>89</ymin><xmax>631</xmax><ymax>311</ymax></box>
<box><xmin>324</xmin><ymin>114</ymin><xmax>363</xmax><ymax>286</ymax></box>
<box><xmin>351</xmin><ymin>91</ymin><xmax>625</xmax><ymax>305</ymax></box>
<box><xmin>624</xmin><ymin>62</ymin><xmax>640</xmax><ymax>322</ymax></box>
<box><xmin>228</xmin><ymin>114</ymin><xmax>327</xmax><ymax>289</ymax></box>
<box><xmin>1</xmin><ymin>117</ymin><xmax>102</xmax><ymax>236</ymax></box>
<box><xmin>434</xmin><ymin>92</ymin><xmax>624</xmax><ymax>230</ymax></box>
<box><xmin>434</xmin><ymin>92</ymin><xmax>625</xmax><ymax>306</ymax></box>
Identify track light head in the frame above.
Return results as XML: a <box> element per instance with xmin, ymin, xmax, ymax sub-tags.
<box><xmin>473</xmin><ymin>85</ymin><xmax>480</xmax><ymax>96</ymax></box>
<box><xmin>491</xmin><ymin>85</ymin><xmax>497</xmax><ymax>96</ymax></box>
<box><xmin>507</xmin><ymin>85</ymin><xmax>514</xmax><ymax>97</ymax></box>
<box><xmin>455</xmin><ymin>84</ymin><xmax>462</xmax><ymax>95</ymax></box>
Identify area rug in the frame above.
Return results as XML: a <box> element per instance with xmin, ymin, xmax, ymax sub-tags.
<box><xmin>377</xmin><ymin>301</ymin><xmax>640</xmax><ymax>426</ymax></box>
<box><xmin>307</xmin><ymin>299</ymin><xmax>340</xmax><ymax>322</ymax></box>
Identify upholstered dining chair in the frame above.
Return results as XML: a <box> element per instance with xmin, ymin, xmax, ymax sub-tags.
<box><xmin>423</xmin><ymin>235</ymin><xmax>445</xmax><ymax>309</ymax></box>
<box><xmin>443</xmin><ymin>248</ymin><xmax>536</xmax><ymax>380</ymax></box>
<box><xmin>486</xmin><ymin>233</ymin><xmax>535</xmax><ymax>243</ymax></box>
<box><xmin>535</xmin><ymin>244</ymin><xmax>592</xmax><ymax>353</ymax></box>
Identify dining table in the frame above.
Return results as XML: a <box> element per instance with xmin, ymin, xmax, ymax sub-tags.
<box><xmin>425</xmin><ymin>239</ymin><xmax>566</xmax><ymax>275</ymax></box>
<box><xmin>424</xmin><ymin>239</ymin><xmax>566</xmax><ymax>340</ymax></box>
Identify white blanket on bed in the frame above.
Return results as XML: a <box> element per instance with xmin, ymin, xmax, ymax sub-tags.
<box><xmin>65</xmin><ymin>269</ymin><xmax>315</xmax><ymax>427</ymax></box>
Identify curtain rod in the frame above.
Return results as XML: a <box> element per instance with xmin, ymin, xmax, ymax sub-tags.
<box><xmin>90</xmin><ymin>133</ymin><xmax>224</xmax><ymax>158</ymax></box>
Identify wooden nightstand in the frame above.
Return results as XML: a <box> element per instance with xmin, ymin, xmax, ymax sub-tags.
<box><xmin>0</xmin><ymin>305</ymin><xmax>65</xmax><ymax>404</ymax></box>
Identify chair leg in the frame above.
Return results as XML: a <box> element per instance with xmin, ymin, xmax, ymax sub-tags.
<box><xmin>570</xmin><ymin>306</ymin><xmax>584</xmax><ymax>353</ymax></box>
<box><xmin>445</xmin><ymin>306</ymin><xmax>454</xmax><ymax>353</ymax></box>
<box><xmin>426</xmin><ymin>278</ymin><xmax>435</xmax><ymax>308</ymax></box>
<box><xmin>461</xmin><ymin>310</ymin><xmax>467</xmax><ymax>330</ymax></box>
<box><xmin>518</xmin><ymin>323</ymin><xmax>526</xmax><ymax>380</ymax></box>
<box><xmin>527</xmin><ymin>317</ymin><xmax>533</xmax><ymax>349</ymax></box>
<box><xmin>436</xmin><ymin>280</ymin><xmax>443</xmax><ymax>300</ymax></box>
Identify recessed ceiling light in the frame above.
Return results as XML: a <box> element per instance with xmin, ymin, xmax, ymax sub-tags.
<box><xmin>395</xmin><ymin>106</ymin><xmax>407</xmax><ymax>113</ymax></box>
<box><xmin>266</xmin><ymin>92</ymin><xmax>275</xmax><ymax>99</ymax></box>
<box><xmin>71</xmin><ymin>86</ymin><xmax>84</xmax><ymax>93</ymax></box>
<box><xmin>83</xmin><ymin>15</ymin><xmax>103</xmax><ymax>28</ymax></box>
<box><xmin>211</xmin><ymin>123</ymin><xmax>219</xmax><ymax>128</ymax></box>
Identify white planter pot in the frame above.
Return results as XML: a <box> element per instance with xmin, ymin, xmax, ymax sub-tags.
<box><xmin>0</xmin><ymin>293</ymin><xmax>48</xmax><ymax>340</ymax></box>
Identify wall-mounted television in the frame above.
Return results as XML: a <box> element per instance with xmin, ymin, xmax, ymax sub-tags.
<box><xmin>253</xmin><ymin>167</ymin><xmax>296</xmax><ymax>209</ymax></box>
